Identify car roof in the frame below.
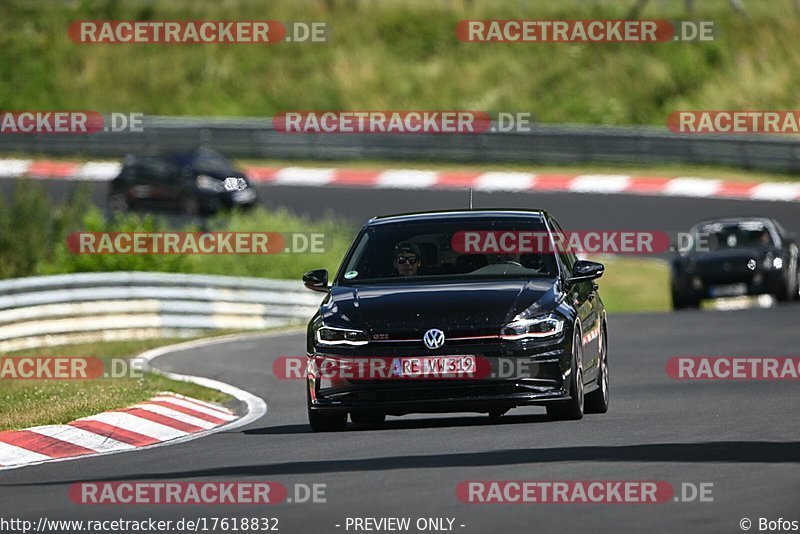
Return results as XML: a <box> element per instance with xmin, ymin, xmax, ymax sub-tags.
<box><xmin>122</xmin><ymin>148</ymin><xmax>226</xmax><ymax>165</ymax></box>
<box><xmin>692</xmin><ymin>216</ymin><xmax>775</xmax><ymax>227</ymax></box>
<box><xmin>366</xmin><ymin>209</ymin><xmax>549</xmax><ymax>226</ymax></box>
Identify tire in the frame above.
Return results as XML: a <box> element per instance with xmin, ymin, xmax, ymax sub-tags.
<box><xmin>584</xmin><ymin>323</ymin><xmax>609</xmax><ymax>414</ymax></box>
<box><xmin>107</xmin><ymin>193</ymin><xmax>129</xmax><ymax>214</ymax></box>
<box><xmin>350</xmin><ymin>411</ymin><xmax>386</xmax><ymax>424</ymax></box>
<box><xmin>307</xmin><ymin>390</ymin><xmax>347</xmax><ymax>432</ymax></box>
<box><xmin>672</xmin><ymin>289</ymin><xmax>700</xmax><ymax>310</ymax></box>
<box><xmin>671</xmin><ymin>290</ymin><xmax>686</xmax><ymax>310</ymax></box>
<box><xmin>777</xmin><ymin>263</ymin><xmax>799</xmax><ymax>303</ymax></box>
<box><xmin>178</xmin><ymin>194</ymin><xmax>201</xmax><ymax>216</ymax></box>
<box><xmin>202</xmin><ymin>196</ymin><xmax>222</xmax><ymax>215</ymax></box>
<box><xmin>547</xmin><ymin>330</ymin><xmax>584</xmax><ymax>421</ymax></box>
<box><xmin>774</xmin><ymin>274</ymin><xmax>793</xmax><ymax>303</ymax></box>
<box><xmin>795</xmin><ymin>271</ymin><xmax>800</xmax><ymax>301</ymax></box>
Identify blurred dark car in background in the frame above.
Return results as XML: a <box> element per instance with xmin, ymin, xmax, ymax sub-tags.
<box><xmin>670</xmin><ymin>217</ymin><xmax>800</xmax><ymax>309</ymax></box>
<box><xmin>107</xmin><ymin>147</ymin><xmax>257</xmax><ymax>215</ymax></box>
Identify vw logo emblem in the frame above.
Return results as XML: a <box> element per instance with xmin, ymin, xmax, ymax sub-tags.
<box><xmin>423</xmin><ymin>328</ymin><xmax>445</xmax><ymax>350</ymax></box>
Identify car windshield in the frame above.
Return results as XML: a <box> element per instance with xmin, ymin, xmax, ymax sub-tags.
<box><xmin>694</xmin><ymin>221</ymin><xmax>775</xmax><ymax>250</ymax></box>
<box><xmin>191</xmin><ymin>149</ymin><xmax>234</xmax><ymax>174</ymax></box>
<box><xmin>338</xmin><ymin>218</ymin><xmax>559</xmax><ymax>284</ymax></box>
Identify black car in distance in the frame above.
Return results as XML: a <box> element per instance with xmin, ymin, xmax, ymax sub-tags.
<box><xmin>303</xmin><ymin>210</ymin><xmax>609</xmax><ymax>431</ymax></box>
<box><xmin>107</xmin><ymin>147</ymin><xmax>257</xmax><ymax>215</ymax></box>
<box><xmin>670</xmin><ymin>217</ymin><xmax>800</xmax><ymax>310</ymax></box>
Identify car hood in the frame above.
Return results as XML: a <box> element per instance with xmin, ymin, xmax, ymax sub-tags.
<box><xmin>689</xmin><ymin>247</ymin><xmax>770</xmax><ymax>264</ymax></box>
<box><xmin>196</xmin><ymin>168</ymin><xmax>249</xmax><ymax>181</ymax></box>
<box><xmin>321</xmin><ymin>279</ymin><xmax>562</xmax><ymax>336</ymax></box>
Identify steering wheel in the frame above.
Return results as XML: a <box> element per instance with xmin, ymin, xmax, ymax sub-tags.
<box><xmin>499</xmin><ymin>261</ymin><xmax>523</xmax><ymax>267</ymax></box>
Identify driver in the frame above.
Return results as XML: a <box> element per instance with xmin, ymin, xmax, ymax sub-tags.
<box><xmin>759</xmin><ymin>229</ymin><xmax>771</xmax><ymax>246</ymax></box>
<box><xmin>393</xmin><ymin>241</ymin><xmax>422</xmax><ymax>276</ymax></box>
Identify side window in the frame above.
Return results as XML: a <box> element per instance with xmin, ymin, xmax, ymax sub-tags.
<box><xmin>549</xmin><ymin>218</ymin><xmax>576</xmax><ymax>276</ymax></box>
<box><xmin>141</xmin><ymin>159</ymin><xmax>177</xmax><ymax>183</ymax></box>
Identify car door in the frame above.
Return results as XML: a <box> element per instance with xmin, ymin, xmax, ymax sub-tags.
<box><xmin>550</xmin><ymin>218</ymin><xmax>602</xmax><ymax>384</ymax></box>
<box><xmin>128</xmin><ymin>157</ymin><xmax>164</xmax><ymax>207</ymax></box>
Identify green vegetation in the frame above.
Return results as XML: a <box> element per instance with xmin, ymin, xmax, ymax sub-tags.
<box><xmin>0</xmin><ymin>336</ymin><xmax>239</xmax><ymax>431</ymax></box>
<box><xmin>0</xmin><ymin>179</ymin><xmax>355</xmax><ymax>280</ymax></box>
<box><xmin>593</xmin><ymin>256</ymin><xmax>670</xmax><ymax>313</ymax></box>
<box><xmin>1</xmin><ymin>0</ymin><xmax>799</xmax><ymax>125</ymax></box>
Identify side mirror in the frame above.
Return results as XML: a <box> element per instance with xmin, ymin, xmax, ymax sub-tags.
<box><xmin>567</xmin><ymin>260</ymin><xmax>604</xmax><ymax>284</ymax></box>
<box><xmin>303</xmin><ymin>269</ymin><xmax>329</xmax><ymax>292</ymax></box>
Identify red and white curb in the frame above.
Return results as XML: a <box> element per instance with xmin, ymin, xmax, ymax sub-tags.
<box><xmin>0</xmin><ymin>331</ymin><xmax>275</xmax><ymax>471</ymax></box>
<box><xmin>0</xmin><ymin>393</ymin><xmax>235</xmax><ymax>469</ymax></box>
<box><xmin>1</xmin><ymin>158</ymin><xmax>799</xmax><ymax>202</ymax></box>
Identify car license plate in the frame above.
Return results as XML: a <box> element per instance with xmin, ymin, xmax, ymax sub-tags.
<box><xmin>709</xmin><ymin>283</ymin><xmax>747</xmax><ymax>297</ymax></box>
<box><xmin>397</xmin><ymin>355</ymin><xmax>476</xmax><ymax>377</ymax></box>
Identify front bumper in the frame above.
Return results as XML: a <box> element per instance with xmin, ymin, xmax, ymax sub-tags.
<box><xmin>675</xmin><ymin>268</ymin><xmax>785</xmax><ymax>300</ymax></box>
<box><xmin>307</xmin><ymin>340</ymin><xmax>573</xmax><ymax>416</ymax></box>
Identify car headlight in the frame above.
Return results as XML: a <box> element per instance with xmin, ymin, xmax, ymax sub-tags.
<box><xmin>315</xmin><ymin>325</ymin><xmax>369</xmax><ymax>346</ymax></box>
<box><xmin>500</xmin><ymin>313</ymin><xmax>564</xmax><ymax>341</ymax></box>
<box><xmin>762</xmin><ymin>253</ymin><xmax>782</xmax><ymax>270</ymax></box>
<box><xmin>196</xmin><ymin>175</ymin><xmax>225</xmax><ymax>192</ymax></box>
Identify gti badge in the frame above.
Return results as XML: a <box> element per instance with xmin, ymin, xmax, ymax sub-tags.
<box><xmin>423</xmin><ymin>328</ymin><xmax>445</xmax><ymax>350</ymax></box>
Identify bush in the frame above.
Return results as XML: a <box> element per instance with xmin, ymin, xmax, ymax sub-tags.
<box><xmin>0</xmin><ymin>179</ymin><xmax>355</xmax><ymax>280</ymax></box>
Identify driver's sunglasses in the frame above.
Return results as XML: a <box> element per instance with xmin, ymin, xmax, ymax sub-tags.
<box><xmin>395</xmin><ymin>255</ymin><xmax>419</xmax><ymax>265</ymax></box>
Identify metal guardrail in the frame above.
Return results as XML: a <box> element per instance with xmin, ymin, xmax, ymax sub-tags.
<box><xmin>0</xmin><ymin>272</ymin><xmax>321</xmax><ymax>352</ymax></box>
<box><xmin>0</xmin><ymin>116</ymin><xmax>799</xmax><ymax>173</ymax></box>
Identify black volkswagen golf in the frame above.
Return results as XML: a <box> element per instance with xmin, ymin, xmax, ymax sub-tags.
<box><xmin>303</xmin><ymin>210</ymin><xmax>609</xmax><ymax>431</ymax></box>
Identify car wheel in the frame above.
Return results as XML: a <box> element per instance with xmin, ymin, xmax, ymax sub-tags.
<box><xmin>178</xmin><ymin>194</ymin><xmax>201</xmax><ymax>216</ymax></box>
<box><xmin>584</xmin><ymin>323</ymin><xmax>609</xmax><ymax>414</ymax></box>
<box><xmin>672</xmin><ymin>289</ymin><xmax>699</xmax><ymax>310</ymax></box>
<box><xmin>795</xmin><ymin>270</ymin><xmax>800</xmax><ymax>301</ymax></box>
<box><xmin>547</xmin><ymin>330</ymin><xmax>584</xmax><ymax>421</ymax></box>
<box><xmin>671</xmin><ymin>290</ymin><xmax>686</xmax><ymax>310</ymax></box>
<box><xmin>350</xmin><ymin>411</ymin><xmax>386</xmax><ymax>424</ymax></box>
<box><xmin>307</xmin><ymin>390</ymin><xmax>347</xmax><ymax>432</ymax></box>
<box><xmin>773</xmin><ymin>275</ymin><xmax>792</xmax><ymax>302</ymax></box>
<box><xmin>203</xmin><ymin>196</ymin><xmax>222</xmax><ymax>215</ymax></box>
<box><xmin>107</xmin><ymin>193</ymin><xmax>129</xmax><ymax>214</ymax></box>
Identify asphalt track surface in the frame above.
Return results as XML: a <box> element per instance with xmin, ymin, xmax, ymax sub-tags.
<box><xmin>4</xmin><ymin>178</ymin><xmax>800</xmax><ymax>232</ymax></box>
<box><xmin>1</xmin><ymin>307</ymin><xmax>799</xmax><ymax>533</ymax></box>
<box><xmin>1</xmin><ymin>180</ymin><xmax>799</xmax><ymax>533</ymax></box>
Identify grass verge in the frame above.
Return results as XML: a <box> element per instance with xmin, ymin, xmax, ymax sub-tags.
<box><xmin>593</xmin><ymin>256</ymin><xmax>670</xmax><ymax>314</ymax></box>
<box><xmin>0</xmin><ymin>333</ymin><xmax>253</xmax><ymax>432</ymax></box>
